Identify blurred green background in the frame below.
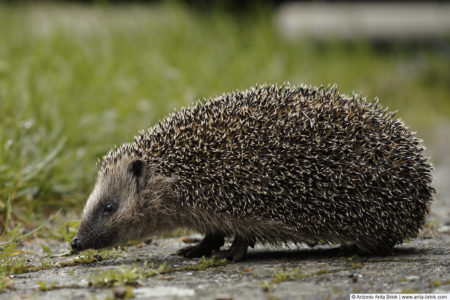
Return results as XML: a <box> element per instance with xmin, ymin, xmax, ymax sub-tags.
<box><xmin>0</xmin><ymin>2</ymin><xmax>449</xmax><ymax>232</ymax></box>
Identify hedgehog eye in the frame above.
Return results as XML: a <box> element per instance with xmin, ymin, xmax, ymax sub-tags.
<box><xmin>103</xmin><ymin>202</ymin><xmax>116</xmax><ymax>215</ymax></box>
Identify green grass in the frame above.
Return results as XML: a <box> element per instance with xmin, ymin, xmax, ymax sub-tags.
<box><xmin>0</xmin><ymin>3</ymin><xmax>449</xmax><ymax>230</ymax></box>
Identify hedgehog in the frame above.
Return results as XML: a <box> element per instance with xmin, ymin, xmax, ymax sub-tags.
<box><xmin>71</xmin><ymin>84</ymin><xmax>434</xmax><ymax>261</ymax></box>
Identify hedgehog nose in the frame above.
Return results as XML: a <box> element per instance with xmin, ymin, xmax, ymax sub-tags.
<box><xmin>71</xmin><ymin>237</ymin><xmax>82</xmax><ymax>251</ymax></box>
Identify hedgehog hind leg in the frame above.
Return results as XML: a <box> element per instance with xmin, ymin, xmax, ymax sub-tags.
<box><xmin>176</xmin><ymin>233</ymin><xmax>224</xmax><ymax>258</ymax></box>
<box><xmin>216</xmin><ymin>236</ymin><xmax>253</xmax><ymax>262</ymax></box>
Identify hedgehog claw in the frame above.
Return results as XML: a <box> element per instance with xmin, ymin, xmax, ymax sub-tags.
<box><xmin>176</xmin><ymin>233</ymin><xmax>224</xmax><ymax>258</ymax></box>
<box><xmin>216</xmin><ymin>236</ymin><xmax>249</xmax><ymax>262</ymax></box>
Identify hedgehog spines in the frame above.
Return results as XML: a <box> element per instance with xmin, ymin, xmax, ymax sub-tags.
<box><xmin>98</xmin><ymin>84</ymin><xmax>434</xmax><ymax>253</ymax></box>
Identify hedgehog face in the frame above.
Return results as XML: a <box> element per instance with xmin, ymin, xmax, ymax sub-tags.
<box><xmin>71</xmin><ymin>156</ymin><xmax>164</xmax><ymax>251</ymax></box>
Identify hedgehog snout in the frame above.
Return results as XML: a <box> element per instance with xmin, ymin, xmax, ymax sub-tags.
<box><xmin>71</xmin><ymin>237</ymin><xmax>82</xmax><ymax>252</ymax></box>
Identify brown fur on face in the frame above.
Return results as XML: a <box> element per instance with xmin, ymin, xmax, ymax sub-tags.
<box><xmin>73</xmin><ymin>155</ymin><xmax>176</xmax><ymax>251</ymax></box>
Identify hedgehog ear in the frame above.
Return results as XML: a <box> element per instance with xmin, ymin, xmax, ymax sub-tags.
<box><xmin>128</xmin><ymin>159</ymin><xmax>144</xmax><ymax>178</ymax></box>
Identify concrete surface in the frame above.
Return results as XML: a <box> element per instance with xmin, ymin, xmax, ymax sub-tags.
<box><xmin>2</xmin><ymin>231</ymin><xmax>449</xmax><ymax>300</ymax></box>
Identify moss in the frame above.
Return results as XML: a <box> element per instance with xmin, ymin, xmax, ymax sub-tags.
<box><xmin>35</xmin><ymin>280</ymin><xmax>58</xmax><ymax>291</ymax></box>
<box><xmin>272</xmin><ymin>268</ymin><xmax>306</xmax><ymax>284</ymax></box>
<box><xmin>271</xmin><ymin>272</ymin><xmax>289</xmax><ymax>284</ymax></box>
<box><xmin>88</xmin><ymin>256</ymin><xmax>228</xmax><ymax>288</ymax></box>
<box><xmin>89</xmin><ymin>265</ymin><xmax>144</xmax><ymax>287</ymax></box>
<box><xmin>58</xmin><ymin>248</ymin><xmax>122</xmax><ymax>268</ymax></box>
<box><xmin>179</xmin><ymin>256</ymin><xmax>228</xmax><ymax>272</ymax></box>
<box><xmin>40</xmin><ymin>259</ymin><xmax>53</xmax><ymax>269</ymax></box>
<box><xmin>429</xmin><ymin>280</ymin><xmax>442</xmax><ymax>287</ymax></box>
<box><xmin>315</xmin><ymin>269</ymin><xmax>331</xmax><ymax>275</ymax></box>
<box><xmin>0</xmin><ymin>211</ymin><xmax>76</xmax><ymax>283</ymax></box>
<box><xmin>0</xmin><ymin>224</ymin><xmax>48</xmax><ymax>276</ymax></box>
<box><xmin>424</xmin><ymin>220</ymin><xmax>440</xmax><ymax>229</ymax></box>
<box><xmin>268</xmin><ymin>267</ymin><xmax>341</xmax><ymax>286</ymax></box>
<box><xmin>429</xmin><ymin>280</ymin><xmax>450</xmax><ymax>288</ymax></box>
<box><xmin>258</xmin><ymin>280</ymin><xmax>273</xmax><ymax>292</ymax></box>
<box><xmin>0</xmin><ymin>247</ymin><xmax>123</xmax><ymax>282</ymax></box>
<box><xmin>349</xmin><ymin>262</ymin><xmax>364</xmax><ymax>269</ymax></box>
<box><xmin>123</xmin><ymin>286</ymin><xmax>134</xmax><ymax>299</ymax></box>
<box><xmin>0</xmin><ymin>257</ymin><xmax>30</xmax><ymax>275</ymax></box>
<box><xmin>51</xmin><ymin>219</ymin><xmax>80</xmax><ymax>243</ymax></box>
<box><xmin>0</xmin><ymin>275</ymin><xmax>13</xmax><ymax>292</ymax></box>
<box><xmin>349</xmin><ymin>255</ymin><xmax>360</xmax><ymax>261</ymax></box>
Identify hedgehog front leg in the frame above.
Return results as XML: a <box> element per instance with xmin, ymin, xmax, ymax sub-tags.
<box><xmin>176</xmin><ymin>233</ymin><xmax>224</xmax><ymax>258</ymax></box>
<box><xmin>216</xmin><ymin>236</ymin><xmax>252</xmax><ymax>262</ymax></box>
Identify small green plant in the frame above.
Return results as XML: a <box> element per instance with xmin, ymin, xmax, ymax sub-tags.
<box><xmin>272</xmin><ymin>271</ymin><xmax>289</xmax><ymax>284</ymax></box>
<box><xmin>123</xmin><ymin>286</ymin><xmax>134</xmax><ymax>299</ymax></box>
<box><xmin>429</xmin><ymin>280</ymin><xmax>450</xmax><ymax>288</ymax></box>
<box><xmin>39</xmin><ymin>259</ymin><xmax>53</xmax><ymax>269</ymax></box>
<box><xmin>112</xmin><ymin>286</ymin><xmax>134</xmax><ymax>299</ymax></box>
<box><xmin>258</xmin><ymin>280</ymin><xmax>273</xmax><ymax>292</ymax></box>
<box><xmin>35</xmin><ymin>280</ymin><xmax>58</xmax><ymax>291</ymax></box>
<box><xmin>0</xmin><ymin>275</ymin><xmax>13</xmax><ymax>292</ymax></box>
<box><xmin>0</xmin><ymin>210</ymin><xmax>61</xmax><ymax>261</ymax></box>
<box><xmin>0</xmin><ymin>245</ymin><xmax>122</xmax><ymax>289</ymax></box>
<box><xmin>0</xmin><ymin>255</ymin><xmax>31</xmax><ymax>275</ymax></box>
<box><xmin>89</xmin><ymin>265</ymin><xmax>144</xmax><ymax>287</ymax></box>
<box><xmin>349</xmin><ymin>262</ymin><xmax>364</xmax><ymax>269</ymax></box>
<box><xmin>424</xmin><ymin>220</ymin><xmax>440</xmax><ymax>229</ymax></box>
<box><xmin>41</xmin><ymin>243</ymin><xmax>52</xmax><ymax>256</ymax></box>
<box><xmin>49</xmin><ymin>219</ymin><xmax>80</xmax><ymax>243</ymax></box>
<box><xmin>261</xmin><ymin>265</ymin><xmax>343</xmax><ymax>293</ymax></box>
<box><xmin>59</xmin><ymin>248</ymin><xmax>122</xmax><ymax>267</ymax></box>
<box><xmin>88</xmin><ymin>256</ymin><xmax>227</xmax><ymax>288</ymax></box>
<box><xmin>315</xmin><ymin>269</ymin><xmax>331</xmax><ymax>275</ymax></box>
<box><xmin>272</xmin><ymin>268</ymin><xmax>306</xmax><ymax>284</ymax></box>
<box><xmin>429</xmin><ymin>280</ymin><xmax>442</xmax><ymax>287</ymax></box>
<box><xmin>0</xmin><ymin>219</ymin><xmax>55</xmax><ymax>285</ymax></box>
<box><xmin>187</xmin><ymin>256</ymin><xmax>228</xmax><ymax>271</ymax></box>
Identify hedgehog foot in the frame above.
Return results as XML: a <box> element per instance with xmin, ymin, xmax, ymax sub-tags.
<box><xmin>176</xmin><ymin>233</ymin><xmax>224</xmax><ymax>258</ymax></box>
<box><xmin>216</xmin><ymin>236</ymin><xmax>250</xmax><ymax>262</ymax></box>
